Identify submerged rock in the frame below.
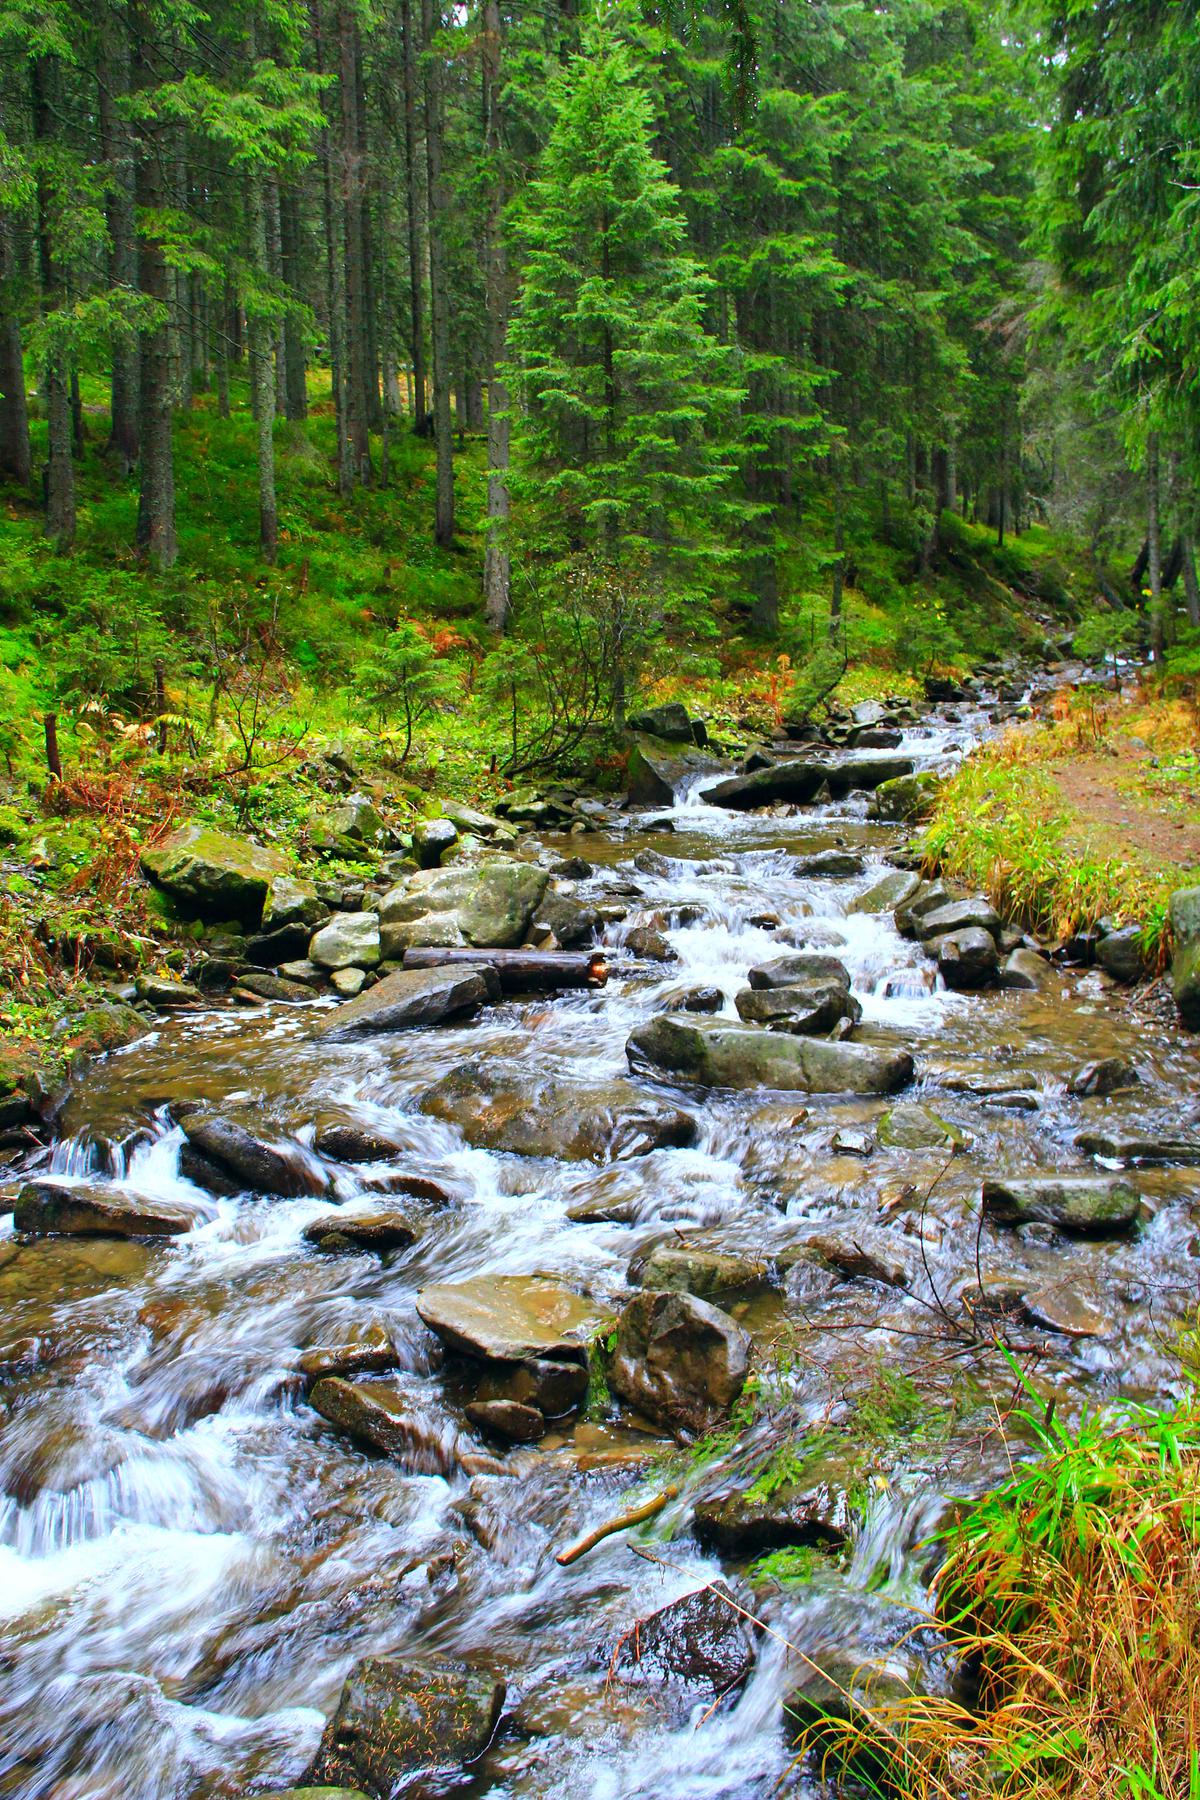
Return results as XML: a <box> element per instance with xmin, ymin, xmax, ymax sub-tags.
<box><xmin>793</xmin><ymin>850</ymin><xmax>865</xmax><ymax>879</ymax></box>
<box><xmin>876</xmin><ymin>1101</ymin><xmax>965</xmax><ymax>1151</ymax></box>
<box><xmin>1074</xmin><ymin>1129</ymin><xmax>1200</xmax><ymax>1166</ymax></box>
<box><xmin>140</xmin><ymin>823</ymin><xmax>289</xmax><ymax>923</ymax></box>
<box><xmin>313</xmin><ymin>964</ymin><xmax>500</xmax><ymax>1040</ymax></box>
<box><xmin>1068</xmin><ymin>1057</ymin><xmax>1139</xmax><ymax>1098</ymax></box>
<box><xmin>13</xmin><ymin>1178</ymin><xmax>200</xmax><ymax>1239</ymax></box>
<box><xmin>610</xmin><ymin>1580</ymin><xmax>756</xmax><ymax>1697</ymax></box>
<box><xmin>626</xmin><ymin>1015</ymin><xmax>912</xmax><ymax>1095</ymax></box>
<box><xmin>693</xmin><ymin>1464</ymin><xmax>851</xmax><ymax>1554</ymax></box>
<box><xmin>417</xmin><ymin>1275</ymin><xmax>611</xmax><ymax>1363</ymax></box>
<box><xmin>420</xmin><ymin>1062</ymin><xmax>697</xmax><ymax>1161</ymax></box>
<box><xmin>309</xmin><ymin>1378</ymin><xmax>460</xmax><ymax>1474</ymax></box>
<box><xmin>475</xmin><ymin>1358</ymin><xmax>589</xmax><ymax>1417</ymax></box>
<box><xmin>609</xmin><ymin>1289</ymin><xmax>751</xmax><ymax>1435</ymax></box>
<box><xmin>180</xmin><ymin>1114</ymin><xmax>329</xmax><ymax>1198</ymax></box>
<box><xmin>982</xmin><ymin>1175</ymin><xmax>1141</xmax><ymax>1234</ymax></box>
<box><xmin>312</xmin><ymin>1115</ymin><xmax>407</xmax><ymax>1162</ymax></box>
<box><xmin>302</xmin><ymin>1209</ymin><xmax>422</xmax><ymax>1252</ymax></box>
<box><xmin>305</xmin><ymin>1655</ymin><xmax>504</xmax><ymax>1798</ymax></box>
<box><xmin>788</xmin><ymin>1226</ymin><xmax>917</xmax><ymax>1289</ymax></box>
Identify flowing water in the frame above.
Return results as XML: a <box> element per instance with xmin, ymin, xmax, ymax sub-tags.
<box><xmin>2</xmin><ymin>694</ymin><xmax>1198</xmax><ymax>1799</ymax></box>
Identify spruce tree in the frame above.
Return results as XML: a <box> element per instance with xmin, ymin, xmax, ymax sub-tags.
<box><xmin>505</xmin><ymin>15</ymin><xmax>747</xmax><ymax>586</ymax></box>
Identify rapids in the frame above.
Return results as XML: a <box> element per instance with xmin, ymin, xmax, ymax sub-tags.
<box><xmin>2</xmin><ymin>690</ymin><xmax>1197</xmax><ymax>1800</ymax></box>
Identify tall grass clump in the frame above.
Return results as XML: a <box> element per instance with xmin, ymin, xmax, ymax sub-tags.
<box><xmin>794</xmin><ymin>1388</ymin><xmax>1200</xmax><ymax>1800</ymax></box>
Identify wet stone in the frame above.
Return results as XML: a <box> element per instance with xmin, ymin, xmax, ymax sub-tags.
<box><xmin>309</xmin><ymin>1379</ymin><xmax>461</xmax><ymax>1475</ymax></box>
<box><xmin>916</xmin><ymin>897</ymin><xmax>1001</xmax><ymax>942</ymax></box>
<box><xmin>747</xmin><ymin>953</ymin><xmax>851</xmax><ymax>991</ymax></box>
<box><xmin>302</xmin><ymin>1209</ymin><xmax>421</xmax><ymax>1252</ymax></box>
<box><xmin>180</xmin><ymin>1113</ymin><xmax>329</xmax><ymax>1198</ymax></box>
<box><xmin>421</xmin><ymin>1062</ymin><xmax>697</xmax><ymax>1161</ymax></box>
<box><xmin>734</xmin><ymin>983</ymin><xmax>860</xmax><ymax>1036</ymax></box>
<box><xmin>312</xmin><ymin>964</ymin><xmax>500</xmax><ymax>1040</ymax></box>
<box><xmin>929</xmin><ymin>926</ymin><xmax>999</xmax><ymax>989</ymax></box>
<box><xmin>609</xmin><ymin>1289</ymin><xmax>751</xmax><ymax>1436</ymax></box>
<box><xmin>312</xmin><ymin>1115</ymin><xmax>408</xmax><ymax>1162</ymax></box>
<box><xmin>693</xmin><ymin>1467</ymin><xmax>850</xmax><ymax>1554</ymax></box>
<box><xmin>982</xmin><ymin>1175</ymin><xmax>1142</xmax><ymax>1235</ymax></box>
<box><xmin>664</xmin><ymin>985</ymin><xmax>725</xmax><ymax>1014</ymax></box>
<box><xmin>417</xmin><ymin>1276</ymin><xmax>612</xmax><ymax>1363</ymax></box>
<box><xmin>793</xmin><ymin>850</ymin><xmax>865</xmax><ymax>879</ymax></box>
<box><xmin>877</xmin><ymin>1102</ymin><xmax>966</xmax><ymax>1151</ymax></box>
<box><xmin>13</xmin><ymin>1177</ymin><xmax>201</xmax><ymax>1239</ymax></box>
<box><xmin>624</xmin><ymin>926</ymin><xmax>678</xmax><ymax>962</ymax></box>
<box><xmin>464</xmin><ymin>1399</ymin><xmax>545</xmax><ymax>1443</ymax></box>
<box><xmin>786</xmin><ymin>1226</ymin><xmax>917</xmax><ymax>1290</ymax></box>
<box><xmin>631</xmin><ymin>1242</ymin><xmax>775</xmax><ymax>1303</ymax></box>
<box><xmin>1068</xmin><ymin>1057</ymin><xmax>1140</xmax><ymax>1098</ymax></box>
<box><xmin>306</xmin><ymin>1655</ymin><xmax>505</xmax><ymax>1798</ymax></box>
<box><xmin>476</xmin><ymin>1358</ymin><xmax>589</xmax><ymax>1418</ymax></box>
<box><xmin>610</xmin><ymin>1581</ymin><xmax>757</xmax><ymax>1699</ymax></box>
<box><xmin>1023</xmin><ymin>1286</ymin><xmax>1114</xmax><ymax>1339</ymax></box>
<box><xmin>626</xmin><ymin>1015</ymin><xmax>913</xmax><ymax>1096</ymax></box>
<box><xmin>847</xmin><ymin>870</ymin><xmax>921</xmax><ymax>915</ymax></box>
<box><xmin>235</xmin><ymin>971</ymin><xmax>315</xmax><ymax>1002</ymax></box>
<box><xmin>133</xmin><ymin>972</ymin><xmax>201</xmax><ymax>1007</ymax></box>
<box><xmin>1074</xmin><ymin>1129</ymin><xmax>1200</xmax><ymax>1166</ymax></box>
<box><xmin>296</xmin><ymin>1324</ymin><xmax>399</xmax><ymax>1387</ymax></box>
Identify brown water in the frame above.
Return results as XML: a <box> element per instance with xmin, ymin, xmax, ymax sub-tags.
<box><xmin>2</xmin><ymin>701</ymin><xmax>1198</xmax><ymax>1800</ymax></box>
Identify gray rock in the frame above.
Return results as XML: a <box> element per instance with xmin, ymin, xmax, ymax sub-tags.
<box><xmin>632</xmin><ymin>1242</ymin><xmax>774</xmax><ymax>1302</ymax></box>
<box><xmin>420</xmin><ymin>1062</ymin><xmax>697</xmax><ymax>1160</ymax></box>
<box><xmin>982</xmin><ymin>1175</ymin><xmax>1141</xmax><ymax>1234</ymax></box>
<box><xmin>734</xmin><ymin>983</ymin><xmax>860</xmax><ymax>1035</ymax></box>
<box><xmin>610</xmin><ymin>1289</ymin><xmax>751</xmax><ymax>1435</ymax></box>
<box><xmin>1075</xmin><ymin>1130</ymin><xmax>1200</xmax><ymax>1166</ymax></box>
<box><xmin>788</xmin><ymin>1226</ymin><xmax>917</xmax><ymax>1289</ymax></box>
<box><xmin>894</xmin><ymin>881</ymin><xmax>955</xmax><ymax>935</ymax></box>
<box><xmin>626</xmin><ymin>701</ymin><xmax>695</xmax><ymax>743</ymax></box>
<box><xmin>1096</xmin><ymin>925</ymin><xmax>1147</xmax><ymax>985</ymax></box>
<box><xmin>416</xmin><ymin>1275</ymin><xmax>611</xmax><ymax>1362</ymax></box>
<box><xmin>916</xmin><ymin>898</ymin><xmax>1001</xmax><ymax>942</ymax></box>
<box><xmin>533</xmin><ymin>891</ymin><xmax>601</xmax><ymax>948</ymax></box>
<box><xmin>793</xmin><ymin>850</ymin><xmax>865</xmax><ymax>879</ymax></box>
<box><xmin>867</xmin><ymin>771</ymin><xmax>942</xmax><ymax>822</ymax></box>
<box><xmin>747</xmin><ymin>953</ymin><xmax>851</xmax><ymax>991</ymax></box>
<box><xmin>877</xmin><ymin>1101</ymin><xmax>966</xmax><ymax>1151</ymax></box>
<box><xmin>378</xmin><ymin>859</ymin><xmax>549</xmax><ymax>955</ymax></box>
<box><xmin>326</xmin><ymin>794</ymin><xmax>384</xmax><ymax>843</ymax></box>
<box><xmin>626</xmin><ymin>736</ymin><xmax>718</xmax><ymax>805</ymax></box>
<box><xmin>309</xmin><ymin>912</ymin><xmax>382</xmax><ymax>972</ymax></box>
<box><xmin>824</xmin><ymin>756</ymin><xmax>914</xmax><ymax>798</ymax></box>
<box><xmin>664</xmin><ymin>985</ymin><xmax>725</xmax><ymax>1014</ymax></box>
<box><xmin>180</xmin><ymin>1114</ymin><xmax>328</xmax><ymax>1198</ymax></box>
<box><xmin>313</xmin><ymin>964</ymin><xmax>499</xmax><ymax>1040</ymax></box>
<box><xmin>331</xmin><ymin>967</ymin><xmax>367</xmax><ymax>997</ymax></box>
<box><xmin>236</xmin><ymin>971</ymin><xmax>315</xmax><ymax>1002</ymax></box>
<box><xmin>13</xmin><ymin>1178</ymin><xmax>200</xmax><ymax>1238</ymax></box>
<box><xmin>309</xmin><ymin>1379</ymin><xmax>461</xmax><ymax>1474</ymax></box>
<box><xmin>134</xmin><ymin>972</ymin><xmax>201</xmax><ymax>1007</ymax></box>
<box><xmin>140</xmin><ymin>824</ymin><xmax>289</xmax><ymax>924</ymax></box>
<box><xmin>610</xmin><ymin>1580</ymin><xmax>756</xmax><ymax>1696</ymax></box>
<box><xmin>306</xmin><ymin>1656</ymin><xmax>504</xmax><ymax>1797</ymax></box>
<box><xmin>997</xmin><ymin>946</ymin><xmax>1052</xmax><ymax>990</ymax></box>
<box><xmin>929</xmin><ymin>926</ymin><xmax>998</xmax><ymax>988</ymax></box>
<box><xmin>626</xmin><ymin>1015</ymin><xmax>913</xmax><ymax>1095</ymax></box>
<box><xmin>703</xmin><ymin>761</ymin><xmax>828</xmax><ymax>810</ymax></box>
<box><xmin>440</xmin><ymin>800</ymin><xmax>505</xmax><ymax>838</ymax></box>
<box><xmin>262</xmin><ymin>875</ymin><xmax>328</xmax><ymax>932</ymax></box>
<box><xmin>412</xmin><ymin>818</ymin><xmax>458</xmax><ymax>868</ymax></box>
<box><xmin>847</xmin><ymin>871</ymin><xmax>921</xmax><ymax>915</ymax></box>
<box><xmin>278</xmin><ymin>958</ymin><xmax>325</xmax><ymax>987</ymax></box>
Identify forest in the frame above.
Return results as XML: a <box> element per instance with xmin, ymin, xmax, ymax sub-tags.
<box><xmin>2</xmin><ymin>5</ymin><xmax>1200</xmax><ymax>1800</ymax></box>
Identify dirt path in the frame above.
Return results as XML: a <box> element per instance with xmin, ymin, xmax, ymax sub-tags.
<box><xmin>1050</xmin><ymin>748</ymin><xmax>1200</xmax><ymax>874</ymax></box>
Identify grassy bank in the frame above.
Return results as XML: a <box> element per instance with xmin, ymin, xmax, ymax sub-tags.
<box><xmin>919</xmin><ymin>683</ymin><xmax>1200</xmax><ymax>965</ymax></box>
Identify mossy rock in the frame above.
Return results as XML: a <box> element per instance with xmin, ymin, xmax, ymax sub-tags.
<box><xmin>867</xmin><ymin>770</ymin><xmax>942</xmax><ymax>823</ymax></box>
<box><xmin>140</xmin><ymin>824</ymin><xmax>290</xmax><ymax>924</ymax></box>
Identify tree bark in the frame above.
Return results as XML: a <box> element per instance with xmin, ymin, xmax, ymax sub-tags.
<box><xmin>1183</xmin><ymin>533</ymin><xmax>1200</xmax><ymax>631</ymax></box>
<box><xmin>0</xmin><ymin>218</ymin><xmax>32</xmax><ymax>487</ymax></box>
<box><xmin>337</xmin><ymin>2</ymin><xmax>371</xmax><ymax>481</ymax></box>
<box><xmin>32</xmin><ymin>58</ymin><xmax>75</xmax><ymax>549</ymax></box>
<box><xmin>279</xmin><ymin>184</ymin><xmax>309</xmax><ymax>420</ymax></box>
<box><xmin>481</xmin><ymin>0</ymin><xmax>510</xmax><ymax>628</ymax></box>
<box><xmin>1147</xmin><ymin>431</ymin><xmax>1164</xmax><ymax>663</ymax></box>
<box><xmin>132</xmin><ymin>0</ymin><xmax>178</xmax><ymax>568</ymax></box>
<box><xmin>99</xmin><ymin>15</ymin><xmax>140</xmax><ymax>472</ymax></box>
<box><xmin>247</xmin><ymin>173</ymin><xmax>278</xmax><ymax>562</ymax></box>
<box><xmin>829</xmin><ymin>472</ymin><xmax>846</xmax><ymax>642</ymax></box>
<box><xmin>400</xmin><ymin>0</ymin><xmax>427</xmax><ymax>424</ymax></box>
<box><xmin>44</xmin><ymin>712</ymin><xmax>62</xmax><ymax>781</ymax></box>
<box><xmin>312</xmin><ymin>0</ymin><xmax>352</xmax><ymax>491</ymax></box>
<box><xmin>422</xmin><ymin>0</ymin><xmax>455</xmax><ymax>546</ymax></box>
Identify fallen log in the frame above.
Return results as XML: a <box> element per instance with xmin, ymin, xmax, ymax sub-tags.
<box><xmin>402</xmin><ymin>946</ymin><xmax>608</xmax><ymax>991</ymax></box>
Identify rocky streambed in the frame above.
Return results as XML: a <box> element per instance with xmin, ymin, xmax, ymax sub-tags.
<box><xmin>2</xmin><ymin>683</ymin><xmax>1199</xmax><ymax>1800</ymax></box>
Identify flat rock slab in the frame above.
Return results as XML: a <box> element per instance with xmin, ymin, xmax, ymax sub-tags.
<box><xmin>420</xmin><ymin>1061</ymin><xmax>697</xmax><ymax>1161</ymax></box>
<box><xmin>417</xmin><ymin>1275</ymin><xmax>612</xmax><ymax>1363</ymax></box>
<box><xmin>982</xmin><ymin>1175</ymin><xmax>1141</xmax><ymax>1234</ymax></box>
<box><xmin>302</xmin><ymin>1209</ymin><xmax>422</xmax><ymax>1252</ymax></box>
<box><xmin>306</xmin><ymin>1656</ymin><xmax>505</xmax><ymax>1798</ymax></box>
<box><xmin>1075</xmin><ymin>1130</ymin><xmax>1200</xmax><ymax>1166</ymax></box>
<box><xmin>313</xmin><ymin>964</ymin><xmax>500</xmax><ymax>1041</ymax></box>
<box><xmin>610</xmin><ymin>1289</ymin><xmax>751</xmax><ymax>1435</ymax></box>
<box><xmin>748</xmin><ymin>954</ymin><xmax>851</xmax><ymax>991</ymax></box>
<box><xmin>296</xmin><ymin>1324</ymin><xmax>399</xmax><ymax>1386</ymax></box>
<box><xmin>627</xmin><ymin>1015</ymin><xmax>913</xmax><ymax>1096</ymax></box>
<box><xmin>13</xmin><ymin>1178</ymin><xmax>201</xmax><ymax>1239</ymax></box>
<box><xmin>703</xmin><ymin>761</ymin><xmax>828</xmax><ymax>810</ymax></box>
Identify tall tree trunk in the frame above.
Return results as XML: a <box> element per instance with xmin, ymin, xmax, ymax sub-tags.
<box><xmin>279</xmin><ymin>185</ymin><xmax>308</xmax><ymax>420</ymax></box>
<box><xmin>0</xmin><ymin>218</ymin><xmax>32</xmax><ymax>487</ymax></box>
<box><xmin>32</xmin><ymin>58</ymin><xmax>75</xmax><ymax>549</ymax></box>
<box><xmin>400</xmin><ymin>0</ymin><xmax>427</xmax><ymax>425</ymax></box>
<box><xmin>132</xmin><ymin>0</ymin><xmax>177</xmax><ymax>568</ymax></box>
<box><xmin>247</xmin><ymin>174</ymin><xmax>278</xmax><ymax>562</ymax></box>
<box><xmin>1147</xmin><ymin>431</ymin><xmax>1165</xmax><ymax>663</ymax></box>
<box><xmin>828</xmin><ymin>473</ymin><xmax>845</xmax><ymax>643</ymax></box>
<box><xmin>99</xmin><ymin>17</ymin><xmax>139</xmax><ymax>472</ymax></box>
<box><xmin>312</xmin><ymin>0</ymin><xmax>352</xmax><ymax>491</ymax></box>
<box><xmin>1182</xmin><ymin>534</ymin><xmax>1200</xmax><ymax>630</ymax></box>
<box><xmin>338</xmin><ymin>2</ymin><xmax>371</xmax><ymax>480</ymax></box>
<box><xmin>422</xmin><ymin>0</ymin><xmax>455</xmax><ymax>547</ymax></box>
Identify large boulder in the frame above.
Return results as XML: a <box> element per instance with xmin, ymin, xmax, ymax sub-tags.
<box><xmin>748</xmin><ymin>953</ymin><xmax>851</xmax><ymax>991</ymax></box>
<box><xmin>982</xmin><ymin>1175</ymin><xmax>1141</xmax><ymax>1235</ymax></box>
<box><xmin>867</xmin><ymin>771</ymin><xmax>942</xmax><ymax>823</ymax></box>
<box><xmin>703</xmin><ymin>761</ymin><xmax>827</xmax><ymax>811</ymax></box>
<box><xmin>929</xmin><ymin>927</ymin><xmax>998</xmax><ymax>989</ymax></box>
<box><xmin>916</xmin><ymin>898</ymin><xmax>1001</xmax><ymax>942</ymax></box>
<box><xmin>609</xmin><ymin>1289</ymin><xmax>751</xmax><ymax>1435</ymax></box>
<box><xmin>313</xmin><ymin>964</ymin><xmax>499</xmax><ymax>1040</ymax></box>
<box><xmin>1170</xmin><ymin>887</ymin><xmax>1200</xmax><ymax>1026</ymax></box>
<box><xmin>847</xmin><ymin>870</ymin><xmax>922</xmax><ymax>916</ymax></box>
<box><xmin>626</xmin><ymin>1015</ymin><xmax>912</xmax><ymax>1095</ymax></box>
<box><xmin>305</xmin><ymin>1656</ymin><xmax>504</xmax><ymax>1798</ymax></box>
<box><xmin>262</xmin><ymin>876</ymin><xmax>328</xmax><ymax>932</ymax></box>
<box><xmin>13</xmin><ymin>1178</ymin><xmax>201</xmax><ymax>1238</ymax></box>
<box><xmin>179</xmin><ymin>1113</ymin><xmax>328</xmax><ymax>1198</ymax></box>
<box><xmin>626</xmin><ymin>736</ymin><xmax>715</xmax><ymax>805</ymax></box>
<box><xmin>411</xmin><ymin>817</ymin><xmax>458</xmax><ymax>868</ymax></box>
<box><xmin>309</xmin><ymin>912</ymin><xmax>382</xmax><ymax>972</ymax></box>
<box><xmin>420</xmin><ymin>1062</ymin><xmax>697</xmax><ymax>1161</ymax></box>
<box><xmin>325</xmin><ymin>794</ymin><xmax>384</xmax><ymax>843</ymax></box>
<box><xmin>1096</xmin><ymin>924</ymin><xmax>1148</xmax><ymax>986</ymax></box>
<box><xmin>140</xmin><ymin>824</ymin><xmax>289</xmax><ymax>923</ymax></box>
<box><xmin>378</xmin><ymin>860</ymin><xmax>549</xmax><ymax>956</ymax></box>
<box><xmin>823</xmin><ymin>756</ymin><xmax>914</xmax><ymax>798</ymax></box>
<box><xmin>626</xmin><ymin>701</ymin><xmax>696</xmax><ymax>743</ymax></box>
<box><xmin>416</xmin><ymin>1275</ymin><xmax>611</xmax><ymax>1362</ymax></box>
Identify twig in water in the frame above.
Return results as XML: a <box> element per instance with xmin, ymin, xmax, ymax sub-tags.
<box><xmin>555</xmin><ymin>1484</ymin><xmax>680</xmax><ymax>1566</ymax></box>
